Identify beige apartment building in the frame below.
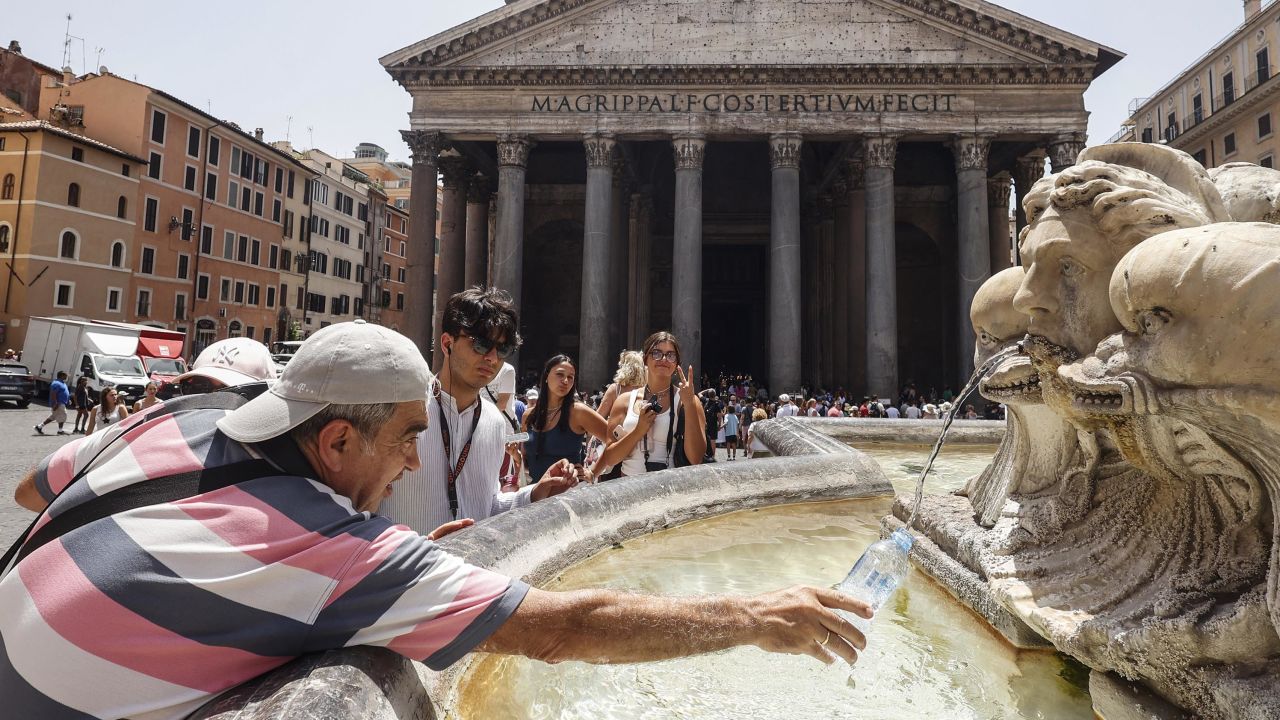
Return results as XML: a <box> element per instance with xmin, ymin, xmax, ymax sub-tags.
<box><xmin>347</xmin><ymin>143</ymin><xmax>412</xmax><ymax>210</ymax></box>
<box><xmin>345</xmin><ymin>143</ymin><xmax>414</xmax><ymax>332</ymax></box>
<box><xmin>0</xmin><ymin>121</ymin><xmax>146</xmax><ymax>349</ymax></box>
<box><xmin>37</xmin><ymin>71</ymin><xmax>318</xmax><ymax>354</ymax></box>
<box><xmin>1116</xmin><ymin>0</ymin><xmax>1280</xmax><ymax>169</ymax></box>
<box><xmin>290</xmin><ymin>148</ymin><xmax>375</xmax><ymax>333</ymax></box>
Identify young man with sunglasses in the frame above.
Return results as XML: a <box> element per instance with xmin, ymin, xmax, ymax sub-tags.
<box><xmin>378</xmin><ymin>287</ymin><xmax>580</xmax><ymax>535</ymax></box>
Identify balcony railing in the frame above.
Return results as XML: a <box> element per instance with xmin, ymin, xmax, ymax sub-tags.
<box><xmin>1185</xmin><ymin>107</ymin><xmax>1205</xmax><ymax>131</ymax></box>
<box><xmin>1246</xmin><ymin>65</ymin><xmax>1275</xmax><ymax>94</ymax></box>
<box><xmin>1107</xmin><ymin>126</ymin><xmax>1137</xmax><ymax>144</ymax></box>
<box><xmin>1163</xmin><ymin>122</ymin><xmax>1181</xmax><ymax>143</ymax></box>
<box><xmin>1214</xmin><ymin>88</ymin><xmax>1237</xmax><ymax>112</ymax></box>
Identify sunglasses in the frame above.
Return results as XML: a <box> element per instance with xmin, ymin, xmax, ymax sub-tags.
<box><xmin>647</xmin><ymin>349</ymin><xmax>679</xmax><ymax>363</ymax></box>
<box><xmin>458</xmin><ymin>333</ymin><xmax>519</xmax><ymax>360</ymax></box>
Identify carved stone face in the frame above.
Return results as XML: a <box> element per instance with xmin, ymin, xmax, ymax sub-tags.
<box><xmin>1013</xmin><ymin>209</ymin><xmax>1131</xmax><ymax>358</ymax></box>
<box><xmin>1059</xmin><ymin>223</ymin><xmax>1280</xmax><ymax>414</ymax></box>
<box><xmin>971</xmin><ymin>267</ymin><xmax>1040</xmax><ymax>403</ymax></box>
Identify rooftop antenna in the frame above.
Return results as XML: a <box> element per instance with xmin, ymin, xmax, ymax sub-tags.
<box><xmin>61</xmin><ymin>14</ymin><xmax>87</xmax><ymax>76</ymax></box>
<box><xmin>285</xmin><ymin>115</ymin><xmax>293</xmax><ymax>143</ymax></box>
<box><xmin>94</xmin><ymin>47</ymin><xmax>105</xmax><ymax>71</ymax></box>
<box><xmin>307</xmin><ymin>125</ymin><xmax>314</xmax><ymax>150</ymax></box>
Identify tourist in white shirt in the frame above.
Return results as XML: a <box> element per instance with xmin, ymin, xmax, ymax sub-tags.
<box><xmin>775</xmin><ymin>394</ymin><xmax>800</xmax><ymax>418</ymax></box>
<box><xmin>380</xmin><ymin>288</ymin><xmax>579</xmax><ymax>535</ymax></box>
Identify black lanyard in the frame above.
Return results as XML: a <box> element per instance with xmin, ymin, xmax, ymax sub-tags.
<box><xmin>435</xmin><ymin>381</ymin><xmax>483</xmax><ymax>519</ymax></box>
<box><xmin>641</xmin><ymin>387</ymin><xmax>676</xmax><ymax>465</ymax></box>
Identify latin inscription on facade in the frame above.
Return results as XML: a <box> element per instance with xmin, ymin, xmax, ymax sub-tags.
<box><xmin>530</xmin><ymin>93</ymin><xmax>959</xmax><ymax>114</ymax></box>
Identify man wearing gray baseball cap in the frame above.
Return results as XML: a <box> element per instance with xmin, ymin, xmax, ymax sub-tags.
<box><xmin>3</xmin><ymin>320</ymin><xmax>875</xmax><ymax>720</ymax></box>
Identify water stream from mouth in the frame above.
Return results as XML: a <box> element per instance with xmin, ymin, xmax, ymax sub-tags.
<box><xmin>904</xmin><ymin>346</ymin><xmax>1020</xmax><ymax>531</ymax></box>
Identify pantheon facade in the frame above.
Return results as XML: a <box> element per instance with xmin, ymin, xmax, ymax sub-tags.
<box><xmin>382</xmin><ymin>0</ymin><xmax>1121</xmax><ymax>395</ymax></box>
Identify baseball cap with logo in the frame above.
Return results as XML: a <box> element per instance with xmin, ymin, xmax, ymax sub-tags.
<box><xmin>217</xmin><ymin>319</ymin><xmax>431</xmax><ymax>444</ymax></box>
<box><xmin>174</xmin><ymin>337</ymin><xmax>277</xmax><ymax>389</ymax></box>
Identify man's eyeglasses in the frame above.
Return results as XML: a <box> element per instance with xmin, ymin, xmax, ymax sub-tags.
<box><xmin>648</xmin><ymin>349</ymin><xmax>679</xmax><ymax>363</ymax></box>
<box><xmin>460</xmin><ymin>333</ymin><xmax>520</xmax><ymax>360</ymax></box>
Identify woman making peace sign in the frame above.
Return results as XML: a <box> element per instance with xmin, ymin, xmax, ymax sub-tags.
<box><xmin>597</xmin><ymin>331</ymin><xmax>707</xmax><ymax>477</ymax></box>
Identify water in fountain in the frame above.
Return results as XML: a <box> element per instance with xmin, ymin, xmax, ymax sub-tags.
<box><xmin>903</xmin><ymin>346</ymin><xmax>1019</xmax><ymax>531</ymax></box>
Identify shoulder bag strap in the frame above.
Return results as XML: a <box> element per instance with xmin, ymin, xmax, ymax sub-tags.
<box><xmin>0</xmin><ymin>386</ymin><xmax>268</xmax><ymax>579</ymax></box>
<box><xmin>2</xmin><ymin>458</ymin><xmax>277</xmax><ymax>577</ymax></box>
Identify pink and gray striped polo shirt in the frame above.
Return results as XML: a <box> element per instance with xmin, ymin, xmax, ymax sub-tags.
<box><xmin>0</xmin><ymin>404</ymin><xmax>528</xmax><ymax>719</ymax></box>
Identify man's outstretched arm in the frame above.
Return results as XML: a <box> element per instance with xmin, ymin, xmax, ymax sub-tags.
<box><xmin>478</xmin><ymin>585</ymin><xmax>871</xmax><ymax>666</ymax></box>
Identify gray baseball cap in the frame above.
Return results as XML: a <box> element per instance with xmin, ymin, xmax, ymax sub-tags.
<box><xmin>217</xmin><ymin>320</ymin><xmax>431</xmax><ymax>443</ymax></box>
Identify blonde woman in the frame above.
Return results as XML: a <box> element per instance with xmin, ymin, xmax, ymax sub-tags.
<box><xmin>745</xmin><ymin>407</ymin><xmax>769</xmax><ymax>459</ymax></box>
<box><xmin>590</xmin><ymin>350</ymin><xmax>646</xmax><ymax>480</ymax></box>
<box><xmin>595</xmin><ymin>350</ymin><xmax>646</xmax><ymax>427</ymax></box>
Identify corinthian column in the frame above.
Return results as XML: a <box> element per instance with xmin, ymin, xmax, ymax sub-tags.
<box><xmin>846</xmin><ymin>150</ymin><xmax>868</xmax><ymax>392</ymax></box>
<box><xmin>831</xmin><ymin>174</ymin><xmax>850</xmax><ymax>389</ymax></box>
<box><xmin>988</xmin><ymin>173</ymin><xmax>1013</xmax><ymax>274</ymax></box>
<box><xmin>494</xmin><ymin>135</ymin><xmax>532</xmax><ymax>303</ymax></box>
<box><xmin>864</xmin><ymin>134</ymin><xmax>898</xmax><ymax>399</ymax></box>
<box><xmin>671</xmin><ymin>134</ymin><xmax>706</xmax><ymax>378</ymax></box>
<box><xmin>769</xmin><ymin>132</ymin><xmax>803</xmax><ymax>396</ymax></box>
<box><xmin>609</xmin><ymin>157</ymin><xmax>629</xmax><ymax>361</ymax></box>
<box><xmin>464</xmin><ymin>174</ymin><xmax>490</xmax><ymax>290</ymax></box>
<box><xmin>1049</xmin><ymin>132</ymin><xmax>1086</xmax><ymax>173</ymax></box>
<box><xmin>580</xmin><ymin>132</ymin><xmax>616</xmax><ymax>391</ymax></box>
<box><xmin>435</xmin><ymin>152</ymin><xmax>470</xmax><ymax>370</ymax></box>
<box><xmin>400</xmin><ymin>130</ymin><xmax>441</xmax><ymax>354</ymax></box>
<box><xmin>953</xmin><ymin>134</ymin><xmax>992</xmax><ymax>384</ymax></box>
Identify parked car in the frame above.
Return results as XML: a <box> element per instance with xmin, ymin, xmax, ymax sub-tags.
<box><xmin>0</xmin><ymin>362</ymin><xmax>37</xmax><ymax>408</ymax></box>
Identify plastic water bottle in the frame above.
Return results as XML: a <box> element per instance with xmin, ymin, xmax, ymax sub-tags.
<box><xmin>835</xmin><ymin>528</ymin><xmax>914</xmax><ymax>636</ymax></box>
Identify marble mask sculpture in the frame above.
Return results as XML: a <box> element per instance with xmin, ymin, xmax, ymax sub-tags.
<box><xmin>961</xmin><ymin>145</ymin><xmax>1280</xmax><ymax>718</ymax></box>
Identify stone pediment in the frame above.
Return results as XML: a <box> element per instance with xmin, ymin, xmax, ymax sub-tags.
<box><xmin>383</xmin><ymin>0</ymin><xmax>1122</xmax><ymax>80</ymax></box>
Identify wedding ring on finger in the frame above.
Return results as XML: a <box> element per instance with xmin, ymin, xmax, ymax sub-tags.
<box><xmin>819</xmin><ymin>630</ymin><xmax>831</xmax><ymax>647</ymax></box>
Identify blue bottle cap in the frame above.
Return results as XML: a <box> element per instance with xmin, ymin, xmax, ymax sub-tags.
<box><xmin>890</xmin><ymin>528</ymin><xmax>915</xmax><ymax>552</ymax></box>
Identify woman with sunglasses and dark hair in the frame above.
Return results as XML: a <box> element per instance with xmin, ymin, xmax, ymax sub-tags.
<box><xmin>597</xmin><ymin>331</ymin><xmax>706</xmax><ymax>477</ymax></box>
<box><xmin>521</xmin><ymin>354</ymin><xmax>609</xmax><ymax>484</ymax></box>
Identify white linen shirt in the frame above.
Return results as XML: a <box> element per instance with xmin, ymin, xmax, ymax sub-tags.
<box><xmin>776</xmin><ymin>403</ymin><xmax>800</xmax><ymax>418</ymax></box>
<box><xmin>378</xmin><ymin>387</ymin><xmax>533</xmax><ymax>534</ymax></box>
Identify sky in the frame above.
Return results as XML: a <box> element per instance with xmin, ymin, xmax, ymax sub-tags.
<box><xmin>4</xmin><ymin>1</ymin><xmax>1253</xmax><ymax>164</ymax></box>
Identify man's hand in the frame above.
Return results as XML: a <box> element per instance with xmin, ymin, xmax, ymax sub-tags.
<box><xmin>530</xmin><ymin>458</ymin><xmax>579</xmax><ymax>502</ymax></box>
<box><xmin>426</xmin><ymin>518</ymin><xmax>474</xmax><ymax>541</ymax></box>
<box><xmin>743</xmin><ymin>586</ymin><xmax>873</xmax><ymax>665</ymax></box>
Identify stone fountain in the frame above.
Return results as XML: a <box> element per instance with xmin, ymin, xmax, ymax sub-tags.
<box><xmin>188</xmin><ymin>143</ymin><xmax>1278</xmax><ymax>720</ymax></box>
<box><xmin>893</xmin><ymin>143</ymin><xmax>1280</xmax><ymax>720</ymax></box>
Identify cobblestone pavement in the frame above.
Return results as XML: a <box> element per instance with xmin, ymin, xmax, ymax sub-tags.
<box><xmin>0</xmin><ymin>402</ymin><xmax>81</xmax><ymax>550</ymax></box>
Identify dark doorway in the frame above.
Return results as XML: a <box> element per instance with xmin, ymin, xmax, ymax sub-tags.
<box><xmin>702</xmin><ymin>244</ymin><xmax>767</xmax><ymax>382</ymax></box>
<box><xmin>521</xmin><ymin>218</ymin><xmax>584</xmax><ymax>380</ymax></box>
<box><xmin>895</xmin><ymin>222</ymin><xmax>953</xmax><ymax>395</ymax></box>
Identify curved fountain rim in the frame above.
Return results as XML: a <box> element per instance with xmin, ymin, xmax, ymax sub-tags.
<box><xmin>425</xmin><ymin>450</ymin><xmax>894</xmax><ymax>714</ymax></box>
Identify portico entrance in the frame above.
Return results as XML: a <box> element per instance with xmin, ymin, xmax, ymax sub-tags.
<box><xmin>384</xmin><ymin>0</ymin><xmax>1121</xmax><ymax>395</ymax></box>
